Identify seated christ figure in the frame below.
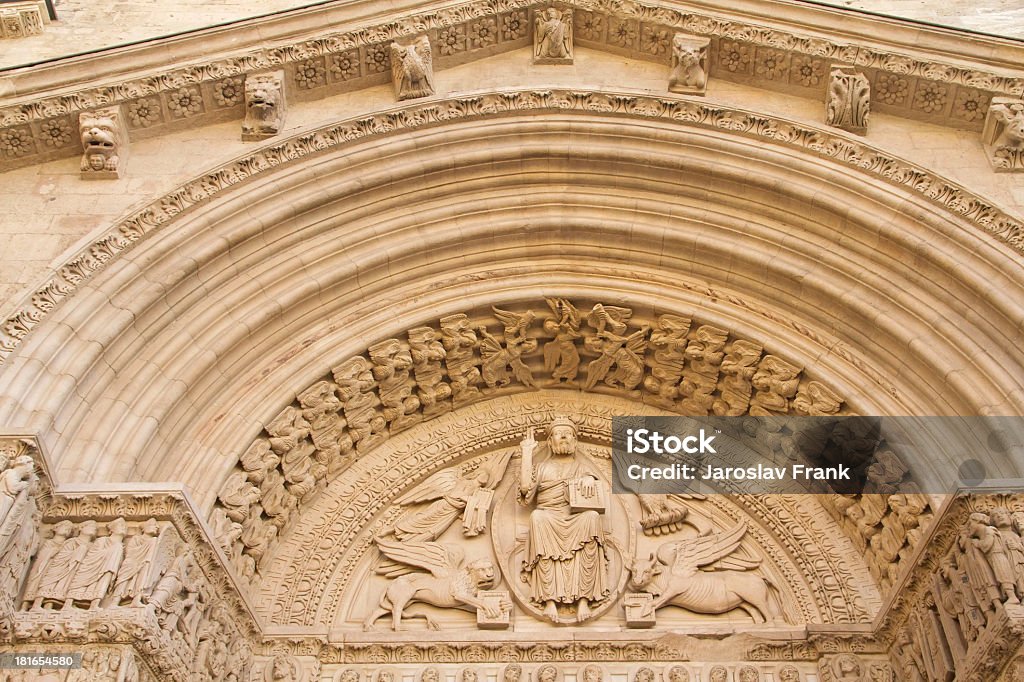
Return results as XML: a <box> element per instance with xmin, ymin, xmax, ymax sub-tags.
<box><xmin>518</xmin><ymin>416</ymin><xmax>609</xmax><ymax>622</ymax></box>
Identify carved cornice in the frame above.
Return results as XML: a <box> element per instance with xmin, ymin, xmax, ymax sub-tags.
<box><xmin>0</xmin><ymin>0</ymin><xmax>1021</xmax><ymax>169</ymax></box>
<box><xmin>2</xmin><ymin>88</ymin><xmax>1020</xmax><ymax>371</ymax></box>
<box><xmin>260</xmin><ymin>631</ymin><xmax>826</xmax><ymax>663</ymax></box>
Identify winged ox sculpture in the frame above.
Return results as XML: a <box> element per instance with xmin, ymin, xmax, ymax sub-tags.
<box><xmin>627</xmin><ymin>522</ymin><xmax>784</xmax><ymax>623</ymax></box>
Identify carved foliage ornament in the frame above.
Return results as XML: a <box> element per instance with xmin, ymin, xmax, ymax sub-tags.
<box><xmin>0</xmin><ymin>2</ymin><xmax>43</xmax><ymax>39</ymax></box>
<box><xmin>826</xmin><ymin>67</ymin><xmax>870</xmax><ymax>135</ymax></box>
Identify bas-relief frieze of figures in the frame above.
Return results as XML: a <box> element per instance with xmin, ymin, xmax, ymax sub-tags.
<box><xmin>7</xmin><ymin>512</ymin><xmax>254</xmax><ymax>682</ymax></box>
<box><xmin>361</xmin><ymin>414</ymin><xmax>792</xmax><ymax>630</ymax></box>
<box><xmin>20</xmin><ymin>518</ymin><xmax>177</xmax><ymax>613</ymax></box>
<box><xmin>213</xmin><ymin>298</ymin><xmax>852</xmax><ymax>585</ymax></box>
<box><xmin>829</xmin><ymin>445</ymin><xmax>932</xmax><ymax>590</ymax></box>
<box><xmin>898</xmin><ymin>506</ymin><xmax>1024</xmax><ymax>682</ymax></box>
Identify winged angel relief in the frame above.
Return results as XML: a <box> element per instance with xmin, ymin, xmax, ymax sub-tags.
<box><xmin>358</xmin><ymin>416</ymin><xmax>786</xmax><ymax>630</ymax></box>
<box><xmin>390</xmin><ymin>451</ymin><xmax>513</xmax><ymax>541</ymax></box>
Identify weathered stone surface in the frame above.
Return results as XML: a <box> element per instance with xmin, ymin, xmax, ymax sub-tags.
<box><xmin>0</xmin><ymin>0</ymin><xmax>1023</xmax><ymax>678</ymax></box>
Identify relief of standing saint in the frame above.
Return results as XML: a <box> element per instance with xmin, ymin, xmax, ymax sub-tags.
<box><xmin>0</xmin><ymin>454</ymin><xmax>37</xmax><ymax>561</ymax></box>
<box><xmin>518</xmin><ymin>416</ymin><xmax>609</xmax><ymax>622</ymax></box>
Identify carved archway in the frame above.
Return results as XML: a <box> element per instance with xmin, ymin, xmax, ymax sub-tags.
<box><xmin>0</xmin><ymin>86</ymin><xmax>1022</xmax><ymax>679</ymax></box>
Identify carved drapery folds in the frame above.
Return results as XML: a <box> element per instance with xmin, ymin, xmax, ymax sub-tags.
<box><xmin>826</xmin><ymin>67</ymin><xmax>870</xmax><ymax>135</ymax></box>
<box><xmin>0</xmin><ymin>438</ymin><xmax>42</xmax><ymax>631</ymax></box>
<box><xmin>79</xmin><ymin>107</ymin><xmax>128</xmax><ymax>179</ymax></box>
<box><xmin>983</xmin><ymin>98</ymin><xmax>1024</xmax><ymax>171</ymax></box>
<box><xmin>516</xmin><ymin>418</ymin><xmax>609</xmax><ymax>623</ymax></box>
<box><xmin>533</xmin><ymin>8</ymin><xmax>573</xmax><ymax>64</ymax></box>
<box><xmin>212</xmin><ymin>299</ymin><xmax>851</xmax><ymax>585</ymax></box>
<box><xmin>668</xmin><ymin>34</ymin><xmax>709</xmax><ymax>96</ymax></box>
<box><xmin>242</xmin><ymin>71</ymin><xmax>285</xmax><ymax>141</ymax></box>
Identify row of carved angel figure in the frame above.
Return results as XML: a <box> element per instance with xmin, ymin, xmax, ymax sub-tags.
<box><xmin>823</xmin><ymin>435</ymin><xmax>935</xmax><ymax>591</ymax></box>
<box><xmin>211</xmin><ymin>300</ymin><xmax>847</xmax><ymax>584</ymax></box>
